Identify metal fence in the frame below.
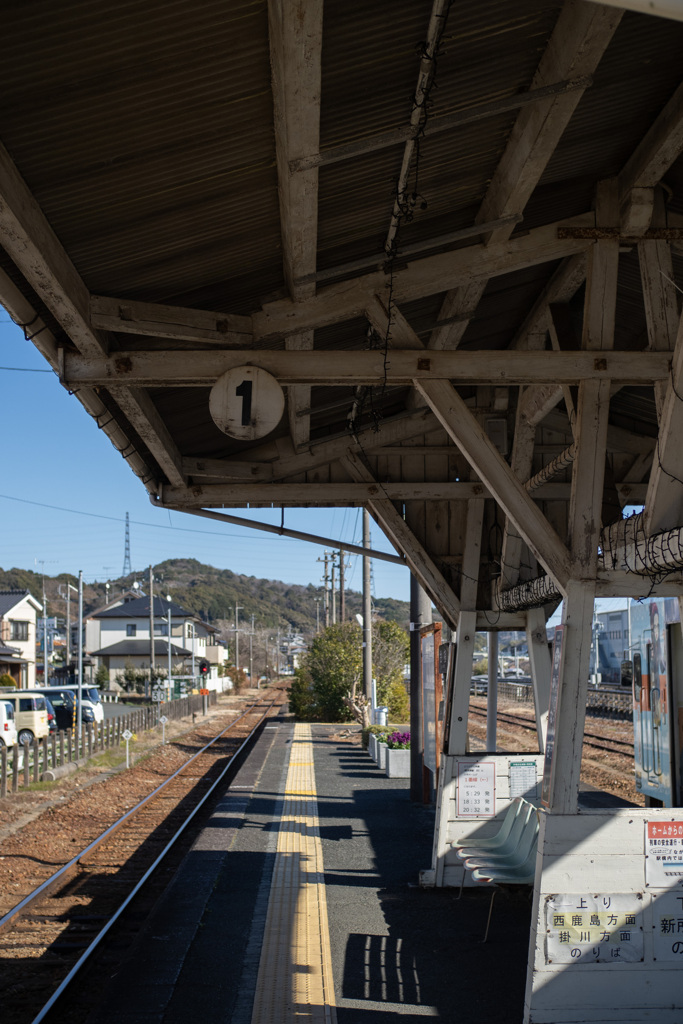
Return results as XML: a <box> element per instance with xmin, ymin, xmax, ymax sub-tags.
<box><xmin>0</xmin><ymin>691</ymin><xmax>217</xmax><ymax>797</ymax></box>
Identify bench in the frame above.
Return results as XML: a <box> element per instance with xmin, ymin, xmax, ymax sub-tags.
<box><xmin>451</xmin><ymin>797</ymin><xmax>540</xmax><ymax>941</ymax></box>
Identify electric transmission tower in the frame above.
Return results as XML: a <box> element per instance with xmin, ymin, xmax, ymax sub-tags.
<box><xmin>122</xmin><ymin>512</ymin><xmax>132</xmax><ymax>577</ymax></box>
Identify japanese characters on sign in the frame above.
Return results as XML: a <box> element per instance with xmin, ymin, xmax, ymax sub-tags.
<box><xmin>509</xmin><ymin>759</ymin><xmax>538</xmax><ymax>799</ymax></box>
<box><xmin>456</xmin><ymin>760</ymin><xmax>495</xmax><ymax>818</ymax></box>
<box><xmin>652</xmin><ymin>891</ymin><xmax>683</xmax><ymax>961</ymax></box>
<box><xmin>546</xmin><ymin>894</ymin><xmax>644</xmax><ymax>964</ymax></box>
<box><xmin>645</xmin><ymin>821</ymin><xmax>683</xmax><ymax>887</ymax></box>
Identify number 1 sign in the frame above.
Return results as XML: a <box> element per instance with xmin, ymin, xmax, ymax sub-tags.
<box><xmin>210</xmin><ymin>366</ymin><xmax>285</xmax><ymax>441</ymax></box>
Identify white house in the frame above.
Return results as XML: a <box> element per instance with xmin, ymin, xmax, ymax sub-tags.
<box><xmin>90</xmin><ymin>594</ymin><xmax>227</xmax><ymax>690</ymax></box>
<box><xmin>0</xmin><ymin>590</ymin><xmax>43</xmax><ymax>687</ymax></box>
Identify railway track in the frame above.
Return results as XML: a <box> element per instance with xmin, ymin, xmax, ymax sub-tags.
<box><xmin>0</xmin><ymin>692</ymin><xmax>285</xmax><ymax>1024</ymax></box>
<box><xmin>469</xmin><ymin>701</ymin><xmax>634</xmax><ymax>758</ymax></box>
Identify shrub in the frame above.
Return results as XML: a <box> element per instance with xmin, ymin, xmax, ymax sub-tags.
<box><xmin>385</xmin><ymin>679</ymin><xmax>409</xmax><ymax>722</ymax></box>
<box><xmin>360</xmin><ymin>724</ymin><xmax>391</xmax><ymax>749</ymax></box>
<box><xmin>0</xmin><ymin>673</ymin><xmax>17</xmax><ymax>688</ymax></box>
<box><xmin>288</xmin><ymin>666</ymin><xmax>318</xmax><ymax>720</ymax></box>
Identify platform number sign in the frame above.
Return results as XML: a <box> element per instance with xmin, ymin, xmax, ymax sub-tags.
<box><xmin>210</xmin><ymin>366</ymin><xmax>285</xmax><ymax>441</ymax></box>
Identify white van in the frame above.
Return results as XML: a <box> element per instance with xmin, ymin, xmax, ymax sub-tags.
<box><xmin>0</xmin><ymin>691</ymin><xmax>50</xmax><ymax>745</ymax></box>
<box><xmin>42</xmin><ymin>685</ymin><xmax>104</xmax><ymax>724</ymax></box>
<box><xmin>0</xmin><ymin>700</ymin><xmax>18</xmax><ymax>747</ymax></box>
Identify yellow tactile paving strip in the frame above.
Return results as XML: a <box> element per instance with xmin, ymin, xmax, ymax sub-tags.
<box><xmin>251</xmin><ymin>723</ymin><xmax>337</xmax><ymax>1023</ymax></box>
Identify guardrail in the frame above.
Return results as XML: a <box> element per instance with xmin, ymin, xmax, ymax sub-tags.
<box><xmin>0</xmin><ymin>691</ymin><xmax>217</xmax><ymax>797</ymax></box>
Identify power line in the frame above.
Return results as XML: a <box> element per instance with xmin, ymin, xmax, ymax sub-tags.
<box><xmin>0</xmin><ymin>492</ymin><xmax>299</xmax><ymax>542</ymax></box>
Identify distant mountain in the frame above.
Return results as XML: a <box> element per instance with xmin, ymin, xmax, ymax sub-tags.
<box><xmin>0</xmin><ymin>558</ymin><xmax>410</xmax><ymax>636</ymax></box>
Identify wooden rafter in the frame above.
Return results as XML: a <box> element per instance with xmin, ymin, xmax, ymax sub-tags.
<box><xmin>427</xmin><ymin>1</ymin><xmax>621</xmax><ymax>351</ymax></box>
<box><xmin>268</xmin><ymin>0</ymin><xmax>323</xmax><ymax>448</ymax></box>
<box><xmin>342</xmin><ymin>450</ymin><xmax>461</xmax><ymax>624</ymax></box>
<box><xmin>415</xmin><ymin>378</ymin><xmax>574</xmax><ymax>590</ymax></box>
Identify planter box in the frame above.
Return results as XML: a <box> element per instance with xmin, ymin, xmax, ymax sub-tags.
<box><xmin>368</xmin><ymin>734</ymin><xmax>377</xmax><ymax>762</ymax></box>
<box><xmin>385</xmin><ymin>746</ymin><xmax>410</xmax><ymax>778</ymax></box>
<box><xmin>377</xmin><ymin>741</ymin><xmax>387</xmax><ymax>770</ymax></box>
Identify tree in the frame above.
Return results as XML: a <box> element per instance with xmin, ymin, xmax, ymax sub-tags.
<box><xmin>372</xmin><ymin>620</ymin><xmax>409</xmax><ymax>705</ymax></box>
<box><xmin>95</xmin><ymin>664</ymin><xmax>110</xmax><ymax>687</ymax></box>
<box><xmin>301</xmin><ymin>622</ymin><xmax>362</xmax><ymax>723</ymax></box>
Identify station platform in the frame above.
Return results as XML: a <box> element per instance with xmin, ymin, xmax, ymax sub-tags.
<box><xmin>90</xmin><ymin>717</ymin><xmax>560</xmax><ymax>1023</ymax></box>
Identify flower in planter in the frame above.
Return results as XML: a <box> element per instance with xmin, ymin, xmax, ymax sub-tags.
<box><xmin>385</xmin><ymin>730</ymin><xmax>410</xmax><ymax>749</ymax></box>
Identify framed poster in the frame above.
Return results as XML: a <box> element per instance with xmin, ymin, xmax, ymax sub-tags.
<box><xmin>541</xmin><ymin>624</ymin><xmax>564</xmax><ymax>808</ymax></box>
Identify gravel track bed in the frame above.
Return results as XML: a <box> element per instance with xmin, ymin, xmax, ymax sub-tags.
<box><xmin>468</xmin><ymin>697</ymin><xmax>643</xmax><ymax>806</ymax></box>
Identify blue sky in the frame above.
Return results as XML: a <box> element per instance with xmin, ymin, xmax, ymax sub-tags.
<box><xmin>0</xmin><ymin>316</ymin><xmax>409</xmax><ymax>600</ymax></box>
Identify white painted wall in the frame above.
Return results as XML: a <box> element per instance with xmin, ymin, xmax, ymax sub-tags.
<box><xmin>525</xmin><ymin>809</ymin><xmax>683</xmax><ymax>1023</ymax></box>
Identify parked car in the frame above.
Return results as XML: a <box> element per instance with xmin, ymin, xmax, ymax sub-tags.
<box><xmin>44</xmin><ymin>696</ymin><xmax>57</xmax><ymax>734</ymax></box>
<box><xmin>0</xmin><ymin>691</ymin><xmax>50</xmax><ymax>746</ymax></box>
<box><xmin>37</xmin><ymin>685</ymin><xmax>103</xmax><ymax>724</ymax></box>
<box><xmin>34</xmin><ymin>687</ymin><xmax>96</xmax><ymax>731</ymax></box>
<box><xmin>0</xmin><ymin>700</ymin><xmax>18</xmax><ymax>747</ymax></box>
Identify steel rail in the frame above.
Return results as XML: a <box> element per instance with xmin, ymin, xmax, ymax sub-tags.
<box><xmin>28</xmin><ymin>694</ymin><xmax>281</xmax><ymax>1024</ymax></box>
<box><xmin>0</xmin><ymin>697</ymin><xmax>276</xmax><ymax>936</ymax></box>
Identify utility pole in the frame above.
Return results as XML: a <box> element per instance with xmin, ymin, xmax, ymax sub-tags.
<box><xmin>362</xmin><ymin>510</ymin><xmax>372</xmax><ymax>703</ymax></box>
<box><xmin>148</xmin><ymin>565</ymin><xmax>155</xmax><ymax>696</ymax></box>
<box><xmin>77</xmin><ymin>570</ymin><xmax>83</xmax><ymax>742</ymax></box>
<box><xmin>317</xmin><ymin>552</ymin><xmax>330</xmax><ymax>627</ymax></box>
<box><xmin>234</xmin><ymin>604</ymin><xmax>242</xmax><ymax>675</ymax></box>
<box><xmin>331</xmin><ymin>557</ymin><xmax>336</xmax><ymax>625</ymax></box>
<box><xmin>166</xmin><ymin>595</ymin><xmax>172</xmax><ymax>695</ymax></box>
<box><xmin>314</xmin><ymin>597</ymin><xmax>321</xmax><ymax>633</ymax></box>
<box><xmin>276</xmin><ymin>627</ymin><xmax>281</xmax><ymax>677</ymax></box>
<box><xmin>39</xmin><ymin>561</ymin><xmax>48</xmax><ymax>685</ymax></box>
<box><xmin>249</xmin><ymin>614</ymin><xmax>255</xmax><ymax>686</ymax></box>
<box><xmin>63</xmin><ymin>582</ymin><xmax>77</xmax><ymax>676</ymax></box>
<box><xmin>339</xmin><ymin>550</ymin><xmax>346</xmax><ymax>623</ymax></box>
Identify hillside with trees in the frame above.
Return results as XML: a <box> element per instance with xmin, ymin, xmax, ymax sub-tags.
<box><xmin>0</xmin><ymin>558</ymin><xmax>410</xmax><ymax>636</ymax></box>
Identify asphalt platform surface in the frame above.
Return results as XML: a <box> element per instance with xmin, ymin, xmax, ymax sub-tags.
<box><xmin>88</xmin><ymin>717</ymin><xmax>538</xmax><ymax>1023</ymax></box>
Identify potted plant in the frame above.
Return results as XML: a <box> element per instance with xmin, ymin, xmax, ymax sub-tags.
<box><xmin>385</xmin><ymin>731</ymin><xmax>410</xmax><ymax>778</ymax></box>
<box><xmin>376</xmin><ymin>732</ymin><xmax>389</xmax><ymax>770</ymax></box>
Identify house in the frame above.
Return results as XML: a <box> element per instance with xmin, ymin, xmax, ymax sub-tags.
<box><xmin>0</xmin><ymin>590</ymin><xmax>43</xmax><ymax>687</ymax></box>
<box><xmin>89</xmin><ymin>595</ymin><xmax>227</xmax><ymax>689</ymax></box>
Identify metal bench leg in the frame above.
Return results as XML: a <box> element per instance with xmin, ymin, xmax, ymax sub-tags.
<box><xmin>481</xmin><ymin>889</ymin><xmax>496</xmax><ymax>943</ymax></box>
<box><xmin>456</xmin><ymin>867</ymin><xmax>468</xmax><ymax>900</ymax></box>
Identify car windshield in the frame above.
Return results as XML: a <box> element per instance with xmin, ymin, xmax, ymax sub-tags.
<box><xmin>49</xmin><ymin>693</ymin><xmax>73</xmax><ymax>707</ymax></box>
<box><xmin>86</xmin><ymin>687</ymin><xmax>101</xmax><ymax>704</ymax></box>
<box><xmin>3</xmin><ymin>702</ymin><xmax>13</xmax><ymax>719</ymax></box>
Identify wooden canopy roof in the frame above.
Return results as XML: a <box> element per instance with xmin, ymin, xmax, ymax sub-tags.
<box><xmin>3</xmin><ymin>0</ymin><xmax>683</xmax><ymax>626</ymax></box>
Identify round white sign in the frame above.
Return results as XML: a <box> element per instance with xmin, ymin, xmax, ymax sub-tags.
<box><xmin>209</xmin><ymin>366</ymin><xmax>285</xmax><ymax>441</ymax></box>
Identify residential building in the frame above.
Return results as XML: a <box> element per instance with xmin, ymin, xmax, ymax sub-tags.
<box><xmin>89</xmin><ymin>595</ymin><xmax>227</xmax><ymax>689</ymax></box>
<box><xmin>0</xmin><ymin>590</ymin><xmax>43</xmax><ymax>687</ymax></box>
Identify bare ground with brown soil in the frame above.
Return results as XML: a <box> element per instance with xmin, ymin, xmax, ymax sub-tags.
<box><xmin>468</xmin><ymin>697</ymin><xmax>643</xmax><ymax>805</ymax></box>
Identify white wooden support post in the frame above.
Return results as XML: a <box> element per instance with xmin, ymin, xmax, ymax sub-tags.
<box><xmin>544</xmin><ymin>182</ymin><xmax>618</xmax><ymax>813</ymax></box>
<box><xmin>486</xmin><ymin>631</ymin><xmax>498</xmax><ymax>751</ymax></box>
<box><xmin>526</xmin><ymin>607</ymin><xmax>551</xmax><ymax>751</ymax></box>
<box><xmin>447</xmin><ymin>611</ymin><xmax>477</xmax><ymax>756</ymax></box>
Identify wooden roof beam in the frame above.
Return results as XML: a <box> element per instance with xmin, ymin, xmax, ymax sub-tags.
<box><xmin>415</xmin><ymin>378</ymin><xmax>573</xmax><ymax>591</ymax></box>
<box><xmin>342</xmin><ymin>450</ymin><xmax>462</xmax><ymax>625</ymax></box>
<box><xmin>0</xmin><ymin>141</ymin><xmax>108</xmax><ymax>360</ymax></box>
<box><xmin>644</xmin><ymin>305</ymin><xmax>683</xmax><ymax>534</ymax></box>
<box><xmin>427</xmin><ymin>1</ymin><xmax>622</xmax><ymax>350</ymax></box>
<box><xmin>63</xmin><ymin>348</ymin><xmax>671</xmax><ymax>388</ymax></box>
<box><xmin>268</xmin><ymin>0</ymin><xmax>322</xmax><ymax>449</ymax></box>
